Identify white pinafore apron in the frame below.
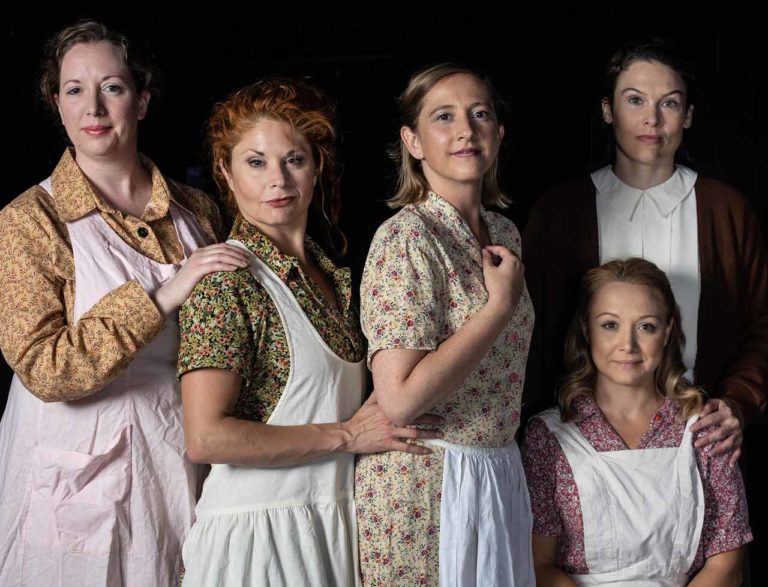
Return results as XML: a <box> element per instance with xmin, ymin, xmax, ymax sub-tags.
<box><xmin>538</xmin><ymin>408</ymin><xmax>705</xmax><ymax>586</ymax></box>
<box><xmin>422</xmin><ymin>437</ymin><xmax>535</xmax><ymax>586</ymax></box>
<box><xmin>181</xmin><ymin>239</ymin><xmax>366</xmax><ymax>587</ymax></box>
<box><xmin>0</xmin><ymin>178</ymin><xmax>210</xmax><ymax>587</ymax></box>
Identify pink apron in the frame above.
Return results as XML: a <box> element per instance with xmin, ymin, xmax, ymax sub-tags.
<box><xmin>0</xmin><ymin>178</ymin><xmax>209</xmax><ymax>586</ymax></box>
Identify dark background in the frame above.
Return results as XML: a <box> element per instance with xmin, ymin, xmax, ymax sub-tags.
<box><xmin>2</xmin><ymin>3</ymin><xmax>766</xmax><ymax>581</ymax></box>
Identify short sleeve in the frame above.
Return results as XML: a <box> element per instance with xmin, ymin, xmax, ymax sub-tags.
<box><xmin>522</xmin><ymin>417</ymin><xmax>564</xmax><ymax>537</ymax></box>
<box><xmin>177</xmin><ymin>270</ymin><xmax>260</xmax><ymax>383</ymax></box>
<box><xmin>360</xmin><ymin>215</ymin><xmax>444</xmax><ymax>366</ymax></box>
<box><xmin>697</xmin><ymin>447</ymin><xmax>753</xmax><ymax>559</ymax></box>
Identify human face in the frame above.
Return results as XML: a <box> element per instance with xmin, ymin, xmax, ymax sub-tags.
<box><xmin>221</xmin><ymin>118</ymin><xmax>316</xmax><ymax>234</ymax></box>
<box><xmin>602</xmin><ymin>60</ymin><xmax>693</xmax><ymax>169</ymax></box>
<box><xmin>55</xmin><ymin>41</ymin><xmax>149</xmax><ymax>162</ymax></box>
<box><xmin>588</xmin><ymin>281</ymin><xmax>672</xmax><ymax>394</ymax></box>
<box><xmin>401</xmin><ymin>73</ymin><xmax>504</xmax><ymax>197</ymax></box>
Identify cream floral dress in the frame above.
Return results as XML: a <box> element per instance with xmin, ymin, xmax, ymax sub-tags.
<box><xmin>356</xmin><ymin>192</ymin><xmax>534</xmax><ymax>585</ymax></box>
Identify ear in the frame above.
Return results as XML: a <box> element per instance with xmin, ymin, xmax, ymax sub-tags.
<box><xmin>219</xmin><ymin>158</ymin><xmax>234</xmax><ymax>192</ymax></box>
<box><xmin>54</xmin><ymin>94</ymin><xmax>63</xmax><ymax>121</ymax></box>
<box><xmin>497</xmin><ymin>123</ymin><xmax>505</xmax><ymax>144</ymax></box>
<box><xmin>683</xmin><ymin>103</ymin><xmax>694</xmax><ymax>129</ymax></box>
<box><xmin>601</xmin><ymin>98</ymin><xmax>613</xmax><ymax>124</ymax></box>
<box><xmin>400</xmin><ymin>125</ymin><xmax>423</xmax><ymax>160</ymax></box>
<box><xmin>137</xmin><ymin>90</ymin><xmax>151</xmax><ymax>121</ymax></box>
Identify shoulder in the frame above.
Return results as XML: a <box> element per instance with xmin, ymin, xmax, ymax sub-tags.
<box><xmin>695</xmin><ymin>176</ymin><xmax>752</xmax><ymax>214</ymax></box>
<box><xmin>370</xmin><ymin>206</ymin><xmax>432</xmax><ymax>244</ymax></box>
<box><xmin>186</xmin><ymin>267</ymin><xmax>266</xmax><ymax>308</ymax></box>
<box><xmin>532</xmin><ymin>176</ymin><xmax>595</xmax><ymax>213</ymax></box>
<box><xmin>168</xmin><ymin>179</ymin><xmax>223</xmax><ymax>240</ymax></box>
<box><xmin>0</xmin><ymin>185</ymin><xmax>64</xmax><ymax>242</ymax></box>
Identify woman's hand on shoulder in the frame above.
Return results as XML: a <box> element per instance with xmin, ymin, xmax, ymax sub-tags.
<box><xmin>691</xmin><ymin>398</ymin><xmax>743</xmax><ymax>467</ymax></box>
<box><xmin>154</xmin><ymin>243</ymin><xmax>251</xmax><ymax>316</ymax></box>
<box><xmin>340</xmin><ymin>391</ymin><xmax>443</xmax><ymax>455</ymax></box>
<box><xmin>481</xmin><ymin>245</ymin><xmax>525</xmax><ymax>320</ymax></box>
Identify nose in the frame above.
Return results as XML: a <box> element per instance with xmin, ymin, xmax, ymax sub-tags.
<box><xmin>87</xmin><ymin>91</ymin><xmax>106</xmax><ymax>117</ymax></box>
<box><xmin>643</xmin><ymin>104</ymin><xmax>661</xmax><ymax>127</ymax></box>
<box><xmin>456</xmin><ymin>113</ymin><xmax>477</xmax><ymax>141</ymax></box>
<box><xmin>618</xmin><ymin>326</ymin><xmax>639</xmax><ymax>353</ymax></box>
<box><xmin>270</xmin><ymin>164</ymin><xmax>290</xmax><ymax>188</ymax></box>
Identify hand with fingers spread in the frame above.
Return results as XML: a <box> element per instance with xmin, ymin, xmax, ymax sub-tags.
<box><xmin>154</xmin><ymin>243</ymin><xmax>251</xmax><ymax>315</ymax></box>
<box><xmin>692</xmin><ymin>398</ymin><xmax>744</xmax><ymax>467</ymax></box>
<box><xmin>341</xmin><ymin>392</ymin><xmax>443</xmax><ymax>455</ymax></box>
<box><xmin>482</xmin><ymin>244</ymin><xmax>525</xmax><ymax>319</ymax></box>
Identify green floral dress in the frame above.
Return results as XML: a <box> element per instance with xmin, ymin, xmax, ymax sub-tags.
<box><xmin>356</xmin><ymin>193</ymin><xmax>534</xmax><ymax>585</ymax></box>
<box><xmin>178</xmin><ymin>216</ymin><xmax>365</xmax><ymax>421</ymax></box>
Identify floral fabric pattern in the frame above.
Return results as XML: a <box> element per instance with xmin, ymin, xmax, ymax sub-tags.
<box><xmin>0</xmin><ymin>148</ymin><xmax>221</xmax><ymax>401</ymax></box>
<box><xmin>356</xmin><ymin>193</ymin><xmax>534</xmax><ymax>585</ymax></box>
<box><xmin>522</xmin><ymin>394</ymin><xmax>753</xmax><ymax>576</ymax></box>
<box><xmin>178</xmin><ymin>216</ymin><xmax>364</xmax><ymax>422</ymax></box>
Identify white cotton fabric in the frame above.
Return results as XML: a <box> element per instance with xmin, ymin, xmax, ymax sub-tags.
<box><xmin>181</xmin><ymin>239</ymin><xmax>366</xmax><ymax>587</ymax></box>
<box><xmin>539</xmin><ymin>408</ymin><xmax>705</xmax><ymax>586</ymax></box>
<box><xmin>594</xmin><ymin>165</ymin><xmax>700</xmax><ymax>381</ymax></box>
<box><xmin>0</xmin><ymin>177</ymin><xmax>209</xmax><ymax>586</ymax></box>
<box><xmin>424</xmin><ymin>438</ymin><xmax>534</xmax><ymax>586</ymax></box>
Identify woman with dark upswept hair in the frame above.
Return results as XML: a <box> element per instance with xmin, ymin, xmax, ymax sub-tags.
<box><xmin>177</xmin><ymin>78</ymin><xmax>439</xmax><ymax>587</ymax></box>
<box><xmin>523</xmin><ymin>258</ymin><xmax>752</xmax><ymax>586</ymax></box>
<box><xmin>523</xmin><ymin>38</ymin><xmax>768</xmax><ymax>467</ymax></box>
<box><xmin>0</xmin><ymin>19</ymin><xmax>245</xmax><ymax>586</ymax></box>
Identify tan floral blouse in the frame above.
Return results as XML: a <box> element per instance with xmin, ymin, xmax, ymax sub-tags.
<box><xmin>355</xmin><ymin>192</ymin><xmax>534</xmax><ymax>585</ymax></box>
<box><xmin>177</xmin><ymin>217</ymin><xmax>365</xmax><ymax>422</ymax></box>
<box><xmin>0</xmin><ymin>149</ymin><xmax>221</xmax><ymax>402</ymax></box>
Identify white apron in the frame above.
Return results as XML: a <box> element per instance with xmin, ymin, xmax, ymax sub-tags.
<box><xmin>181</xmin><ymin>240</ymin><xmax>366</xmax><ymax>587</ymax></box>
<box><xmin>0</xmin><ymin>177</ymin><xmax>210</xmax><ymax>587</ymax></box>
<box><xmin>423</xmin><ymin>438</ymin><xmax>535</xmax><ymax>587</ymax></box>
<box><xmin>538</xmin><ymin>408</ymin><xmax>705</xmax><ymax>587</ymax></box>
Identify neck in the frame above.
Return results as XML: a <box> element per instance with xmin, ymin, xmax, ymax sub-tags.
<box><xmin>75</xmin><ymin>149</ymin><xmax>151</xmax><ymax>215</ymax></box>
<box><xmin>594</xmin><ymin>377</ymin><xmax>662</xmax><ymax>421</ymax></box>
<box><xmin>612</xmin><ymin>151</ymin><xmax>676</xmax><ymax>190</ymax></box>
<box><xmin>431</xmin><ymin>180</ymin><xmax>485</xmax><ymax>242</ymax></box>
<box><xmin>248</xmin><ymin>217</ymin><xmax>308</xmax><ymax>263</ymax></box>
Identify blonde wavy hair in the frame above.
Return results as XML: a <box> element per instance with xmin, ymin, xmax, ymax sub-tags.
<box><xmin>388</xmin><ymin>63</ymin><xmax>509</xmax><ymax>209</ymax></box>
<box><xmin>559</xmin><ymin>258</ymin><xmax>703</xmax><ymax>421</ymax></box>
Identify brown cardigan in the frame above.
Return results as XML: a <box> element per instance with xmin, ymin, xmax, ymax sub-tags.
<box><xmin>522</xmin><ymin>175</ymin><xmax>768</xmax><ymax>424</ymax></box>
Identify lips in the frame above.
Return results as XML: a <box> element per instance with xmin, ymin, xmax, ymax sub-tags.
<box><xmin>266</xmin><ymin>196</ymin><xmax>296</xmax><ymax>208</ymax></box>
<box><xmin>452</xmin><ymin>148</ymin><xmax>481</xmax><ymax>157</ymax></box>
<box><xmin>636</xmin><ymin>135</ymin><xmax>662</xmax><ymax>144</ymax></box>
<box><xmin>82</xmin><ymin>126</ymin><xmax>110</xmax><ymax>136</ymax></box>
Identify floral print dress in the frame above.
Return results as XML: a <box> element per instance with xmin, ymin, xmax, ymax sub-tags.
<box><xmin>356</xmin><ymin>193</ymin><xmax>534</xmax><ymax>585</ymax></box>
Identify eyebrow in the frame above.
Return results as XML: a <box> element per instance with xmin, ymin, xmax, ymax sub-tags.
<box><xmin>427</xmin><ymin>101</ymin><xmax>491</xmax><ymax>118</ymax></box>
<box><xmin>241</xmin><ymin>148</ymin><xmax>305</xmax><ymax>157</ymax></box>
<box><xmin>61</xmin><ymin>75</ymin><xmax>128</xmax><ymax>85</ymax></box>
<box><xmin>620</xmin><ymin>87</ymin><xmax>685</xmax><ymax>98</ymax></box>
<box><xmin>595</xmin><ymin>312</ymin><xmax>662</xmax><ymax>320</ymax></box>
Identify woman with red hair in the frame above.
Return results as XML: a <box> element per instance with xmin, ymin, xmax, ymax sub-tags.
<box><xmin>177</xmin><ymin>78</ymin><xmax>439</xmax><ymax>586</ymax></box>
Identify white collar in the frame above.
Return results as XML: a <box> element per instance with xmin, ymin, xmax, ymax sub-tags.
<box><xmin>591</xmin><ymin>165</ymin><xmax>698</xmax><ymax>221</ymax></box>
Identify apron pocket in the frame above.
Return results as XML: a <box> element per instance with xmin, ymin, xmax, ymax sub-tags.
<box><xmin>21</xmin><ymin>425</ymin><xmax>132</xmax><ymax>554</ymax></box>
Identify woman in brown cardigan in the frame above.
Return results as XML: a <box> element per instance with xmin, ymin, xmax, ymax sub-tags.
<box><xmin>522</xmin><ymin>38</ymin><xmax>767</xmax><ymax>466</ymax></box>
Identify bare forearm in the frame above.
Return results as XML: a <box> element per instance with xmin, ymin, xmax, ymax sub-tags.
<box><xmin>375</xmin><ymin>301</ymin><xmax>509</xmax><ymax>425</ymax></box>
<box><xmin>534</xmin><ymin>564</ymin><xmax>579</xmax><ymax>586</ymax></box>
<box><xmin>186</xmin><ymin>416</ymin><xmax>353</xmax><ymax>466</ymax></box>
<box><xmin>687</xmin><ymin>549</ymin><xmax>743</xmax><ymax>587</ymax></box>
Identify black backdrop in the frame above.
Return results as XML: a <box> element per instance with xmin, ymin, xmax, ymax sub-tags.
<box><xmin>1</xmin><ymin>3</ymin><xmax>766</xmax><ymax>581</ymax></box>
